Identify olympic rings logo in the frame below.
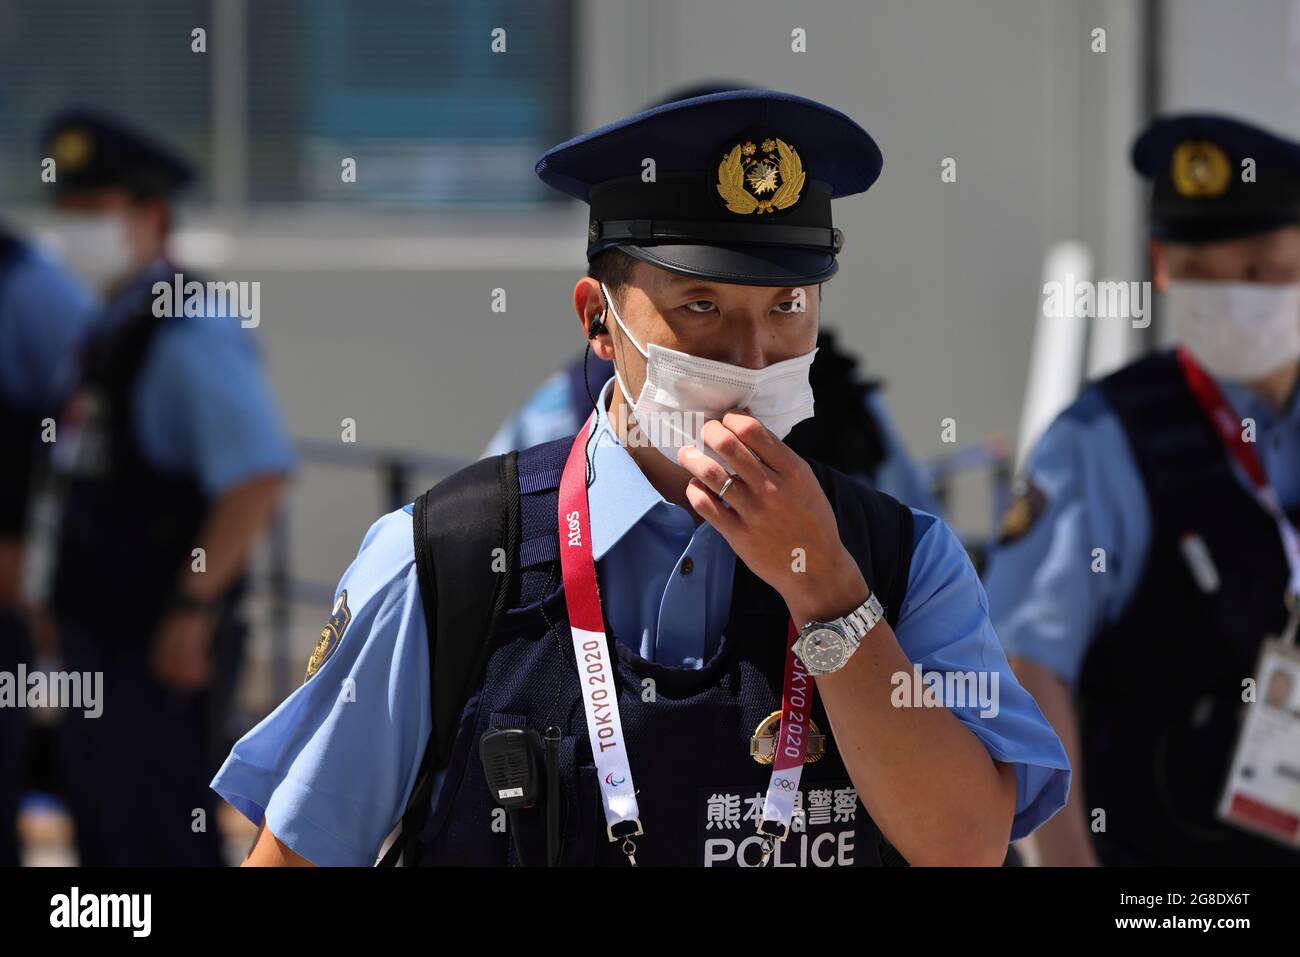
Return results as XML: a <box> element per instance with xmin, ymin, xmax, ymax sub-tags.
<box><xmin>773</xmin><ymin>777</ymin><xmax>797</xmax><ymax>791</ymax></box>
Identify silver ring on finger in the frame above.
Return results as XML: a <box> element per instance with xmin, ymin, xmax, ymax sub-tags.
<box><xmin>716</xmin><ymin>476</ymin><xmax>736</xmax><ymax>500</ymax></box>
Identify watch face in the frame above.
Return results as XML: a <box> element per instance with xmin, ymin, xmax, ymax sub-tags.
<box><xmin>802</xmin><ymin>627</ymin><xmax>848</xmax><ymax>673</ymax></box>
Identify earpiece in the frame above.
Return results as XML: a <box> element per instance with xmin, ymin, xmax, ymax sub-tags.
<box><xmin>587</xmin><ymin>311</ymin><xmax>607</xmax><ymax>339</ymax></box>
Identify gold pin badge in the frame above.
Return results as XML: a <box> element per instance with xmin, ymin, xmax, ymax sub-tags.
<box><xmin>1172</xmin><ymin>140</ymin><xmax>1230</xmax><ymax>198</ymax></box>
<box><xmin>717</xmin><ymin>135</ymin><xmax>805</xmax><ymax>214</ymax></box>
<box><xmin>750</xmin><ymin>709</ymin><xmax>826</xmax><ymax>764</ymax></box>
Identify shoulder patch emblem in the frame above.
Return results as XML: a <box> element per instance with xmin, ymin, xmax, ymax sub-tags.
<box><xmin>305</xmin><ymin>590</ymin><xmax>351</xmax><ymax>682</ymax></box>
<box><xmin>997</xmin><ymin>479</ymin><xmax>1048</xmax><ymax>546</ymax></box>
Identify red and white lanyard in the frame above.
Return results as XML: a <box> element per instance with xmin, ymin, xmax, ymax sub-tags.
<box><xmin>1176</xmin><ymin>347</ymin><xmax>1300</xmax><ymax>599</ymax></box>
<box><xmin>557</xmin><ymin>418</ymin><xmax>813</xmax><ymax>865</ymax></box>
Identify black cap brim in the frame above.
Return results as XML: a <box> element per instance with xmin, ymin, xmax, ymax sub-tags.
<box><xmin>621</xmin><ymin>243</ymin><xmax>838</xmax><ymax>286</ymax></box>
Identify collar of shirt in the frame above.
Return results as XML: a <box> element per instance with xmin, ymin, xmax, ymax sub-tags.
<box><xmin>581</xmin><ymin>375</ymin><xmax>740</xmax><ymax>666</ymax></box>
<box><xmin>101</xmin><ymin>256</ymin><xmax>175</xmax><ymax>330</ymax></box>
<box><xmin>1212</xmin><ymin>369</ymin><xmax>1300</xmax><ymax>509</ymax></box>
<box><xmin>586</xmin><ymin>374</ymin><xmax>697</xmax><ymax>559</ymax></box>
<box><xmin>1218</xmin><ymin>373</ymin><xmax>1300</xmax><ymax>436</ymax></box>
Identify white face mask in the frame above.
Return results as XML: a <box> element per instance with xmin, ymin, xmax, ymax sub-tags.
<box><xmin>1166</xmin><ymin>279</ymin><xmax>1300</xmax><ymax>382</ymax></box>
<box><xmin>601</xmin><ymin>282</ymin><xmax>817</xmax><ymax>465</ymax></box>
<box><xmin>44</xmin><ymin>212</ymin><xmax>133</xmax><ymax>293</ymax></box>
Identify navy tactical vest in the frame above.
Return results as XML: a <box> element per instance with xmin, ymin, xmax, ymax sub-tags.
<box><xmin>42</xmin><ymin>296</ymin><xmax>232</xmax><ymax>639</ymax></box>
<box><xmin>0</xmin><ymin>233</ymin><xmax>40</xmax><ymax>538</ymax></box>
<box><xmin>416</xmin><ymin>434</ymin><xmax>915</xmax><ymax>866</ymax></box>
<box><xmin>1079</xmin><ymin>351</ymin><xmax>1300</xmax><ymax>865</ymax></box>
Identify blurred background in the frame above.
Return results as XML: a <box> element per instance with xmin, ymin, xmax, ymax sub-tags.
<box><xmin>2</xmin><ymin>0</ymin><xmax>1300</xmax><ymax>864</ymax></box>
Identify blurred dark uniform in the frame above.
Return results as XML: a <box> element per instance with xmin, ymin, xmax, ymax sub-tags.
<box><xmin>0</xmin><ymin>229</ymin><xmax>93</xmax><ymax>865</ymax></box>
<box><xmin>26</xmin><ymin>113</ymin><xmax>295</xmax><ymax>865</ymax></box>
<box><xmin>985</xmin><ymin>115</ymin><xmax>1300</xmax><ymax>865</ymax></box>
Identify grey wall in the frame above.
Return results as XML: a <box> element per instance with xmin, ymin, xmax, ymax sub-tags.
<box><xmin>1163</xmin><ymin>0</ymin><xmax>1300</xmax><ymax>125</ymax></box>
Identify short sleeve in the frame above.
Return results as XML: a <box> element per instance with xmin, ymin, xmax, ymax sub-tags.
<box><xmin>0</xmin><ymin>249</ymin><xmax>94</xmax><ymax>408</ymax></box>
<box><xmin>210</xmin><ymin>508</ymin><xmax>434</xmax><ymax>866</ymax></box>
<box><xmin>982</xmin><ymin>396</ymin><xmax>1151</xmax><ymax>688</ymax></box>
<box><xmin>893</xmin><ymin>511</ymin><xmax>1071</xmax><ymax>841</ymax></box>
<box><xmin>136</xmin><ymin>318</ymin><xmax>296</xmax><ymax>493</ymax></box>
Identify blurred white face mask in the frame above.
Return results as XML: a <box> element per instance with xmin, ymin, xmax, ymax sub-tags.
<box><xmin>1166</xmin><ymin>279</ymin><xmax>1300</xmax><ymax>382</ymax></box>
<box><xmin>601</xmin><ymin>282</ymin><xmax>817</xmax><ymax>464</ymax></box>
<box><xmin>45</xmin><ymin>212</ymin><xmax>133</xmax><ymax>293</ymax></box>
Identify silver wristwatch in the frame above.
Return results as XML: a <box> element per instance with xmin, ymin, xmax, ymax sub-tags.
<box><xmin>792</xmin><ymin>593</ymin><xmax>884</xmax><ymax>675</ymax></box>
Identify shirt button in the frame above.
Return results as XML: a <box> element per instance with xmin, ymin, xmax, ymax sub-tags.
<box><xmin>680</xmin><ymin>557</ymin><xmax>695</xmax><ymax>576</ymax></box>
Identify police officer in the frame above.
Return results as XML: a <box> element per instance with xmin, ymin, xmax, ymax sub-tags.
<box><xmin>985</xmin><ymin>114</ymin><xmax>1300</xmax><ymax>866</ymax></box>
<box><xmin>28</xmin><ymin>111</ymin><xmax>296</xmax><ymax>865</ymax></box>
<box><xmin>215</xmin><ymin>90</ymin><xmax>1067</xmax><ymax>867</ymax></box>
<box><xmin>486</xmin><ymin>83</ymin><xmax>940</xmax><ymax>515</ymax></box>
<box><xmin>0</xmin><ymin>218</ymin><xmax>93</xmax><ymax>865</ymax></box>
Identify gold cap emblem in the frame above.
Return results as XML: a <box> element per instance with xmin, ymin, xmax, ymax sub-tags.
<box><xmin>717</xmin><ymin>136</ymin><xmax>806</xmax><ymax>214</ymax></box>
<box><xmin>1171</xmin><ymin>140</ymin><xmax>1230</xmax><ymax>198</ymax></box>
<box><xmin>50</xmin><ymin>127</ymin><xmax>94</xmax><ymax>172</ymax></box>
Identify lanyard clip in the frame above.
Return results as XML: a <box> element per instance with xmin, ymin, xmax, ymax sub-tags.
<box><xmin>756</xmin><ymin>816</ymin><xmax>790</xmax><ymax>867</ymax></box>
<box><xmin>606</xmin><ymin>817</ymin><xmax>643</xmax><ymax>842</ymax></box>
<box><xmin>607</xmin><ymin>819</ymin><xmax>643</xmax><ymax>867</ymax></box>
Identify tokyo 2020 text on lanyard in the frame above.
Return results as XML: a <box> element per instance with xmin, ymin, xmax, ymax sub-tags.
<box><xmin>557</xmin><ymin>418</ymin><xmax>812</xmax><ymax>866</ymax></box>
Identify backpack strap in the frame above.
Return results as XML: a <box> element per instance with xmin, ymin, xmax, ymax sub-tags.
<box><xmin>378</xmin><ymin>451</ymin><xmax>520</xmax><ymax>866</ymax></box>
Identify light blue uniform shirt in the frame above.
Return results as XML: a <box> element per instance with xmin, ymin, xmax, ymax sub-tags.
<box><xmin>985</xmin><ymin>358</ymin><xmax>1300</xmax><ymax>689</ymax></box>
<box><xmin>0</xmin><ymin>237</ymin><xmax>94</xmax><ymax>410</ymax></box>
<box><xmin>485</xmin><ymin>364</ymin><xmax>944</xmax><ymax>515</ymax></box>
<box><xmin>55</xmin><ymin>260</ymin><xmax>296</xmax><ymax>495</ymax></box>
<box><xmin>213</xmin><ymin>378</ymin><xmax>1068</xmax><ymax>865</ymax></box>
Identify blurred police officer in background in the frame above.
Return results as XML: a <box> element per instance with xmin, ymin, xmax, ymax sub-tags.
<box><xmin>214</xmin><ymin>89</ymin><xmax>1068</xmax><ymax>868</ymax></box>
<box><xmin>986</xmin><ymin>114</ymin><xmax>1300</xmax><ymax>866</ymax></box>
<box><xmin>0</xmin><ymin>203</ymin><xmax>94</xmax><ymax>866</ymax></box>
<box><xmin>486</xmin><ymin>82</ymin><xmax>940</xmax><ymax>516</ymax></box>
<box><xmin>23</xmin><ymin>110</ymin><xmax>295</xmax><ymax>865</ymax></box>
